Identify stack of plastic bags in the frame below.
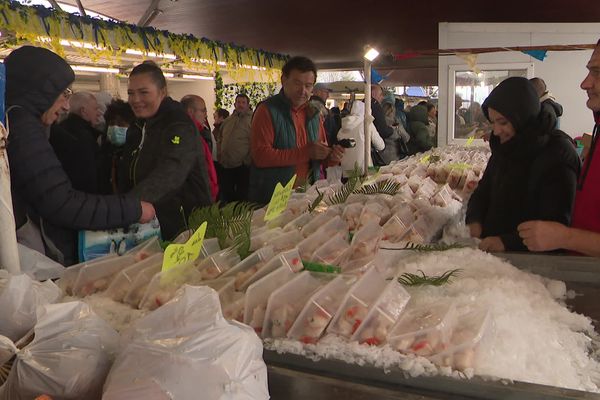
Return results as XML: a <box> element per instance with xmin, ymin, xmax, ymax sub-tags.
<box><xmin>0</xmin><ymin>301</ymin><xmax>118</xmax><ymax>399</ymax></box>
<box><xmin>103</xmin><ymin>285</ymin><xmax>269</xmax><ymax>400</ymax></box>
<box><xmin>0</xmin><ymin>272</ymin><xmax>61</xmax><ymax>342</ymax></box>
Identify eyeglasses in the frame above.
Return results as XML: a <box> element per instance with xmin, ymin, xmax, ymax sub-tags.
<box><xmin>62</xmin><ymin>88</ymin><xmax>73</xmax><ymax>100</ymax></box>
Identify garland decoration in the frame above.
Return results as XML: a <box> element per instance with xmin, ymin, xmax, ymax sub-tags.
<box><xmin>0</xmin><ymin>1</ymin><xmax>288</xmax><ymax>78</ymax></box>
<box><xmin>214</xmin><ymin>71</ymin><xmax>224</xmax><ymax>109</ymax></box>
<box><xmin>218</xmin><ymin>81</ymin><xmax>278</xmax><ymax>111</ymax></box>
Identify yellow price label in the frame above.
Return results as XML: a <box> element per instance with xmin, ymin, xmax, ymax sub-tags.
<box><xmin>162</xmin><ymin>222</ymin><xmax>207</xmax><ymax>272</ymax></box>
<box><xmin>264</xmin><ymin>175</ymin><xmax>296</xmax><ymax>222</ymax></box>
<box><xmin>420</xmin><ymin>155</ymin><xmax>431</xmax><ymax>164</ymax></box>
<box><xmin>447</xmin><ymin>162</ymin><xmax>472</xmax><ymax>171</ymax></box>
<box><xmin>466</xmin><ymin>136</ymin><xmax>475</xmax><ymax>146</ymax></box>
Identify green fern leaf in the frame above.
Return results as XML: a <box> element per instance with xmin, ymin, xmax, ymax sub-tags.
<box><xmin>354</xmin><ymin>179</ymin><xmax>402</xmax><ymax>196</ymax></box>
<box><xmin>326</xmin><ymin>172</ymin><xmax>362</xmax><ymax>205</ymax></box>
<box><xmin>188</xmin><ymin>201</ymin><xmax>257</xmax><ymax>255</ymax></box>
<box><xmin>399</xmin><ymin>242</ymin><xmax>467</xmax><ymax>252</ymax></box>
<box><xmin>397</xmin><ymin>269</ymin><xmax>462</xmax><ymax>287</ymax></box>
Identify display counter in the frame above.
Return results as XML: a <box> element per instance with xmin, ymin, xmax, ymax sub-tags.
<box><xmin>265</xmin><ymin>252</ymin><xmax>600</xmax><ymax>400</ymax></box>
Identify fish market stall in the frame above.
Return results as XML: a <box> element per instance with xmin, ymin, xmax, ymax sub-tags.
<box><xmin>3</xmin><ymin>145</ymin><xmax>600</xmax><ymax>399</ymax></box>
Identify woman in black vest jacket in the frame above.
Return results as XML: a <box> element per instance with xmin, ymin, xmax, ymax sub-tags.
<box><xmin>466</xmin><ymin>77</ymin><xmax>581</xmax><ymax>252</ymax></box>
<box><xmin>5</xmin><ymin>46</ymin><xmax>154</xmax><ymax>265</ymax></box>
<box><xmin>117</xmin><ymin>62</ymin><xmax>212</xmax><ymax>240</ymax></box>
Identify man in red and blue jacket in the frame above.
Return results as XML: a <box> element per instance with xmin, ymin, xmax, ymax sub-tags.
<box><xmin>518</xmin><ymin>38</ymin><xmax>600</xmax><ymax>256</ymax></box>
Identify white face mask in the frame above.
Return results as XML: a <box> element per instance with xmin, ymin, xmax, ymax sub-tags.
<box><xmin>107</xmin><ymin>125</ymin><xmax>128</xmax><ymax>146</ymax></box>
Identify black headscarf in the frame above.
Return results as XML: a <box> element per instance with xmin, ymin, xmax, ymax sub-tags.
<box><xmin>5</xmin><ymin>46</ymin><xmax>75</xmax><ymax>117</ymax></box>
<box><xmin>482</xmin><ymin>77</ymin><xmax>557</xmax><ymax>159</ymax></box>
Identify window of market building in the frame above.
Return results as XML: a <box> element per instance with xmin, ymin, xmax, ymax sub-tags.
<box><xmin>447</xmin><ymin>64</ymin><xmax>533</xmax><ymax>142</ymax></box>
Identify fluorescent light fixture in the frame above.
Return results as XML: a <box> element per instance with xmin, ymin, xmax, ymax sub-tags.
<box><xmin>191</xmin><ymin>58</ymin><xmax>212</xmax><ymax>64</ymax></box>
<box><xmin>364</xmin><ymin>47</ymin><xmax>379</xmax><ymax>61</ymax></box>
<box><xmin>163</xmin><ymin>72</ymin><xmax>175</xmax><ymax>78</ymax></box>
<box><xmin>191</xmin><ymin>59</ymin><xmax>266</xmax><ymax>70</ymax></box>
<box><xmin>181</xmin><ymin>74</ymin><xmax>214</xmax><ymax>80</ymax></box>
<box><xmin>37</xmin><ymin>36</ymin><xmax>106</xmax><ymax>51</ymax></box>
<box><xmin>125</xmin><ymin>49</ymin><xmax>177</xmax><ymax>60</ymax></box>
<box><xmin>71</xmin><ymin>65</ymin><xmax>119</xmax><ymax>73</ymax></box>
<box><xmin>59</xmin><ymin>39</ymin><xmax>104</xmax><ymax>50</ymax></box>
<box><xmin>240</xmin><ymin>64</ymin><xmax>267</xmax><ymax>71</ymax></box>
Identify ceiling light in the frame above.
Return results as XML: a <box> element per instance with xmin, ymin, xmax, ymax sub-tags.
<box><xmin>71</xmin><ymin>65</ymin><xmax>119</xmax><ymax>73</ymax></box>
<box><xmin>60</xmin><ymin>39</ymin><xmax>105</xmax><ymax>50</ymax></box>
<box><xmin>191</xmin><ymin>58</ymin><xmax>212</xmax><ymax>64</ymax></box>
<box><xmin>364</xmin><ymin>47</ymin><xmax>379</xmax><ymax>61</ymax></box>
<box><xmin>125</xmin><ymin>49</ymin><xmax>177</xmax><ymax>60</ymax></box>
<box><xmin>182</xmin><ymin>74</ymin><xmax>214</xmax><ymax>80</ymax></box>
<box><xmin>240</xmin><ymin>64</ymin><xmax>267</xmax><ymax>71</ymax></box>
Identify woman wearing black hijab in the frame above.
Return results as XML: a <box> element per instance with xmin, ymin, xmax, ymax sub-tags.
<box><xmin>466</xmin><ymin>77</ymin><xmax>580</xmax><ymax>252</ymax></box>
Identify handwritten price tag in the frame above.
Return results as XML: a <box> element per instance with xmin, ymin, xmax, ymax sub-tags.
<box><xmin>264</xmin><ymin>175</ymin><xmax>296</xmax><ymax>222</ymax></box>
<box><xmin>162</xmin><ymin>222</ymin><xmax>207</xmax><ymax>272</ymax></box>
<box><xmin>466</xmin><ymin>136</ymin><xmax>475</xmax><ymax>146</ymax></box>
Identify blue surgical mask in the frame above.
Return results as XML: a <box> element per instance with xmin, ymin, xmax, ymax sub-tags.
<box><xmin>107</xmin><ymin>125</ymin><xmax>128</xmax><ymax>146</ymax></box>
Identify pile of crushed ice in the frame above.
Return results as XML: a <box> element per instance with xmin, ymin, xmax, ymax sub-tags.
<box><xmin>266</xmin><ymin>248</ymin><xmax>600</xmax><ymax>392</ymax></box>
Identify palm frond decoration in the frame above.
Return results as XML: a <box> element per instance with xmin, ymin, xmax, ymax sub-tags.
<box><xmin>348</xmin><ymin>163</ymin><xmax>367</xmax><ymax>185</ymax></box>
<box><xmin>397</xmin><ymin>269</ymin><xmax>462</xmax><ymax>287</ymax></box>
<box><xmin>353</xmin><ymin>179</ymin><xmax>402</xmax><ymax>196</ymax></box>
<box><xmin>188</xmin><ymin>202</ymin><xmax>257</xmax><ymax>259</ymax></box>
<box><xmin>231</xmin><ymin>222</ymin><xmax>252</xmax><ymax>260</ymax></box>
<box><xmin>326</xmin><ymin>180</ymin><xmax>358</xmax><ymax>205</ymax></box>
<box><xmin>308</xmin><ymin>188</ymin><xmax>324</xmax><ymax>213</ymax></box>
<box><xmin>188</xmin><ymin>203</ymin><xmax>222</xmax><ymax>239</ymax></box>
<box><xmin>398</xmin><ymin>242</ymin><xmax>467</xmax><ymax>252</ymax></box>
<box><xmin>326</xmin><ymin>163</ymin><xmax>365</xmax><ymax>205</ymax></box>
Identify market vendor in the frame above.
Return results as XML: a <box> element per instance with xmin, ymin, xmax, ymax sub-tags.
<box><xmin>117</xmin><ymin>61</ymin><xmax>212</xmax><ymax>240</ymax></box>
<box><xmin>5</xmin><ymin>46</ymin><xmax>155</xmax><ymax>266</ymax></box>
<box><xmin>248</xmin><ymin>56</ymin><xmax>344</xmax><ymax>205</ymax></box>
<box><xmin>518</xmin><ymin>39</ymin><xmax>600</xmax><ymax>257</ymax></box>
<box><xmin>466</xmin><ymin>76</ymin><xmax>581</xmax><ymax>252</ymax></box>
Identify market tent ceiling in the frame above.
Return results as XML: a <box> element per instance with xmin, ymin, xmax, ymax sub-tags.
<box><xmin>54</xmin><ymin>0</ymin><xmax>600</xmax><ymax>85</ymax></box>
